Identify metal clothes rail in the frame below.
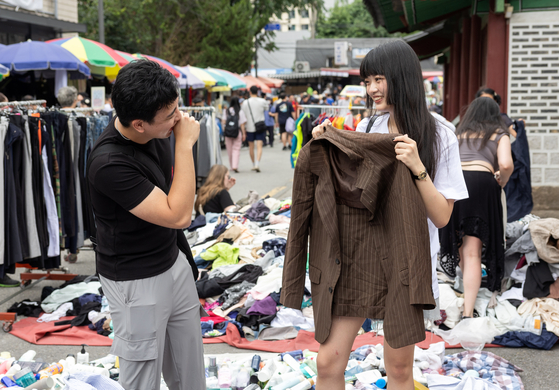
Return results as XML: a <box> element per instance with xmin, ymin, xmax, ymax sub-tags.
<box><xmin>0</xmin><ymin>100</ymin><xmax>47</xmax><ymax>108</ymax></box>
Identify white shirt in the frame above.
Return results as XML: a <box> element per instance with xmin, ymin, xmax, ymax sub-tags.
<box><xmin>241</xmin><ymin>97</ymin><xmax>268</xmax><ymax>133</ymax></box>
<box><xmin>356</xmin><ymin>114</ymin><xmax>469</xmax><ymax>299</ymax></box>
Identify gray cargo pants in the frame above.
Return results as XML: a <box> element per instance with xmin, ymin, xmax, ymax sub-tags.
<box><xmin>100</xmin><ymin>251</ymin><xmax>205</xmax><ymax>390</ymax></box>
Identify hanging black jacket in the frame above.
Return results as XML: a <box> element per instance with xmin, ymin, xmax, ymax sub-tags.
<box><xmin>505</xmin><ymin>120</ymin><xmax>533</xmax><ymax>222</ymax></box>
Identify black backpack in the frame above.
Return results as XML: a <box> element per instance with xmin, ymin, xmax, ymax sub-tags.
<box><xmin>224</xmin><ymin>108</ymin><xmax>240</xmax><ymax>138</ymax></box>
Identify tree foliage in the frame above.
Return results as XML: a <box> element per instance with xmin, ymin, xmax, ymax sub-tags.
<box><xmin>316</xmin><ymin>0</ymin><xmax>395</xmax><ymax>39</ymax></box>
<box><xmin>78</xmin><ymin>0</ymin><xmax>323</xmax><ymax>73</ymax></box>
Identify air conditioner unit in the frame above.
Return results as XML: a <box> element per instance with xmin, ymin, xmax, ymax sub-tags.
<box><xmin>294</xmin><ymin>61</ymin><xmax>311</xmax><ymax>72</ymax></box>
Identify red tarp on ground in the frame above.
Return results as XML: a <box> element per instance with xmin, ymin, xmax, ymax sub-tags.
<box><xmin>10</xmin><ymin>319</ymin><xmax>500</xmax><ymax>350</ymax></box>
<box><xmin>10</xmin><ymin>316</ymin><xmax>112</xmax><ymax>346</ymax></box>
<box><xmin>202</xmin><ymin>323</ymin><xmax>501</xmax><ymax>352</ymax></box>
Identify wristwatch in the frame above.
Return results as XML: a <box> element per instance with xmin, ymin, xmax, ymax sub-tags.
<box><xmin>412</xmin><ymin>170</ymin><xmax>428</xmax><ymax>181</ymax></box>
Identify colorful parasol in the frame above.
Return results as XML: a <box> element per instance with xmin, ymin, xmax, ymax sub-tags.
<box><xmin>206</xmin><ymin>68</ymin><xmax>246</xmax><ymax>91</ymax></box>
<box><xmin>257</xmin><ymin>75</ymin><xmax>284</xmax><ymax>89</ymax></box>
<box><xmin>176</xmin><ymin>66</ymin><xmax>205</xmax><ymax>89</ymax></box>
<box><xmin>241</xmin><ymin>75</ymin><xmax>272</xmax><ymax>94</ymax></box>
<box><xmin>340</xmin><ymin>85</ymin><xmax>366</xmax><ymax>97</ymax></box>
<box><xmin>46</xmin><ymin>37</ymin><xmax>129</xmax><ymax>80</ymax></box>
<box><xmin>0</xmin><ymin>40</ymin><xmax>90</xmax><ymax>76</ymax></box>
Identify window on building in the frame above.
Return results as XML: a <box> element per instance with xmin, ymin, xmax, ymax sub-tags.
<box><xmin>289</xmin><ymin>25</ymin><xmax>297</xmax><ymax>31</ymax></box>
<box><xmin>301</xmin><ymin>24</ymin><xmax>309</xmax><ymax>30</ymax></box>
<box><xmin>300</xmin><ymin>9</ymin><xmax>309</xmax><ymax>18</ymax></box>
<box><xmin>289</xmin><ymin>10</ymin><xmax>296</xmax><ymax>18</ymax></box>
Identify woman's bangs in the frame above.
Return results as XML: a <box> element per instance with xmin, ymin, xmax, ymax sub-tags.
<box><xmin>360</xmin><ymin>49</ymin><xmax>385</xmax><ymax>80</ymax></box>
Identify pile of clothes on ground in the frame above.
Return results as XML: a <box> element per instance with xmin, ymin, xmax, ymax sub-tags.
<box><xmin>433</xmin><ymin>215</ymin><xmax>559</xmax><ymax>351</ymax></box>
<box><xmin>188</xmin><ymin>193</ymin><xmax>309</xmax><ymax>341</ymax></box>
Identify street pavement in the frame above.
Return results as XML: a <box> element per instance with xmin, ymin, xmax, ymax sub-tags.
<box><xmin>0</xmin><ymin>138</ymin><xmax>556</xmax><ymax>388</ymax></box>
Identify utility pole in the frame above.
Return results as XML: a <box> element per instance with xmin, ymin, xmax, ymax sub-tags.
<box><xmin>98</xmin><ymin>0</ymin><xmax>105</xmax><ymax>44</ymax></box>
<box><xmin>254</xmin><ymin>35</ymin><xmax>258</xmax><ymax>78</ymax></box>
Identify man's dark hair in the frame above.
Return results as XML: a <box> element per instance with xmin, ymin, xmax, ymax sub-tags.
<box><xmin>21</xmin><ymin>95</ymin><xmax>34</xmax><ymax>101</ymax></box>
<box><xmin>249</xmin><ymin>86</ymin><xmax>258</xmax><ymax>95</ymax></box>
<box><xmin>192</xmin><ymin>97</ymin><xmax>203</xmax><ymax>104</ymax></box>
<box><xmin>279</xmin><ymin>92</ymin><xmax>286</xmax><ymax>100</ymax></box>
<box><xmin>112</xmin><ymin>60</ymin><xmax>179</xmax><ymax>127</ymax></box>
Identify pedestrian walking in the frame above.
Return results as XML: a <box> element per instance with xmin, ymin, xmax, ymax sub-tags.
<box><xmin>271</xmin><ymin>92</ymin><xmax>295</xmax><ymax>150</ymax></box>
<box><xmin>439</xmin><ymin>96</ymin><xmax>514</xmax><ymax>318</ymax></box>
<box><xmin>241</xmin><ymin>85</ymin><xmax>268</xmax><ymax>172</ymax></box>
<box><xmin>290</xmin><ymin>40</ymin><xmax>468</xmax><ymax>390</ymax></box>
<box><xmin>264</xmin><ymin>97</ymin><xmax>275</xmax><ymax>147</ymax></box>
<box><xmin>87</xmin><ymin>60</ymin><xmax>205</xmax><ymax>390</ymax></box>
<box><xmin>222</xmin><ymin>96</ymin><xmax>246</xmax><ymax>173</ymax></box>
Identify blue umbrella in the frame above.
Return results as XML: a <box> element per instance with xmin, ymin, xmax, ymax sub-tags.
<box><xmin>0</xmin><ymin>40</ymin><xmax>90</xmax><ymax>76</ymax></box>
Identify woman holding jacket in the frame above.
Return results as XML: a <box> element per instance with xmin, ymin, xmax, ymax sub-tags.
<box><xmin>292</xmin><ymin>40</ymin><xmax>468</xmax><ymax>390</ymax></box>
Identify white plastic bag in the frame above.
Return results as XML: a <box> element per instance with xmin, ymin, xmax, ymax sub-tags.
<box><xmin>434</xmin><ymin>317</ymin><xmax>503</xmax><ymax>350</ymax></box>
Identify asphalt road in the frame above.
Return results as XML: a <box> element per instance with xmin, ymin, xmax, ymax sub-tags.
<box><xmin>0</xmin><ymin>139</ymin><xmax>557</xmax><ymax>388</ymax></box>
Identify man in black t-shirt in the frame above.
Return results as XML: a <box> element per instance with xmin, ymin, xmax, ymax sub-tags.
<box><xmin>271</xmin><ymin>92</ymin><xmax>296</xmax><ymax>151</ymax></box>
<box><xmin>88</xmin><ymin>61</ymin><xmax>204</xmax><ymax>389</ymax></box>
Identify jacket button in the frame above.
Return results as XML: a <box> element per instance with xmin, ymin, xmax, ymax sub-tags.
<box><xmin>335</xmin><ymin>258</ymin><xmax>340</xmax><ymax>265</ymax></box>
<box><xmin>329</xmin><ymin>287</ymin><xmax>333</xmax><ymax>293</ymax></box>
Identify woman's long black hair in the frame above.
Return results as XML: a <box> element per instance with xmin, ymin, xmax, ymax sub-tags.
<box><xmin>360</xmin><ymin>40</ymin><xmax>440</xmax><ymax>180</ymax></box>
<box><xmin>456</xmin><ymin>97</ymin><xmax>507</xmax><ymax>149</ymax></box>
<box><xmin>229</xmin><ymin>96</ymin><xmax>241</xmax><ymax>113</ymax></box>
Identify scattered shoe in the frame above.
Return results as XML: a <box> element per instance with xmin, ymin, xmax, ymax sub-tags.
<box><xmin>0</xmin><ymin>274</ymin><xmax>20</xmax><ymax>288</ymax></box>
<box><xmin>64</xmin><ymin>253</ymin><xmax>78</xmax><ymax>264</ymax></box>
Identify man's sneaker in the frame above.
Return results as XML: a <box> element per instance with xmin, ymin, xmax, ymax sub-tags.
<box><xmin>0</xmin><ymin>274</ymin><xmax>20</xmax><ymax>288</ymax></box>
<box><xmin>255</xmin><ymin>166</ymin><xmax>260</xmax><ymax>172</ymax></box>
<box><xmin>282</xmin><ymin>146</ymin><xmax>287</xmax><ymax>151</ymax></box>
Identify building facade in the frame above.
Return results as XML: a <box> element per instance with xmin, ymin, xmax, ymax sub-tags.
<box><xmin>0</xmin><ymin>0</ymin><xmax>85</xmax><ymax>44</ymax></box>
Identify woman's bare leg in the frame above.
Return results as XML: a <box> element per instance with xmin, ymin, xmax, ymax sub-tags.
<box><xmin>384</xmin><ymin>340</ymin><xmax>415</xmax><ymax>390</ymax></box>
<box><xmin>315</xmin><ymin>316</ymin><xmax>365</xmax><ymax>390</ymax></box>
<box><xmin>458</xmin><ymin>235</ymin><xmax>483</xmax><ymax>317</ymax></box>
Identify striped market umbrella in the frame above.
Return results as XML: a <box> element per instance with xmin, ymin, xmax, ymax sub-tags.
<box><xmin>176</xmin><ymin>66</ymin><xmax>205</xmax><ymax>89</ymax></box>
<box><xmin>242</xmin><ymin>75</ymin><xmax>272</xmax><ymax>94</ymax></box>
<box><xmin>47</xmin><ymin>37</ymin><xmax>129</xmax><ymax>80</ymax></box>
<box><xmin>0</xmin><ymin>40</ymin><xmax>90</xmax><ymax>76</ymax></box>
<box><xmin>206</xmin><ymin>68</ymin><xmax>246</xmax><ymax>91</ymax></box>
<box><xmin>188</xmin><ymin>66</ymin><xmax>229</xmax><ymax>92</ymax></box>
<box><xmin>0</xmin><ymin>63</ymin><xmax>9</xmax><ymax>81</ymax></box>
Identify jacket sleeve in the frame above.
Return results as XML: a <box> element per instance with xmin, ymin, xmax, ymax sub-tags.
<box><xmin>280</xmin><ymin>145</ymin><xmax>315</xmax><ymax>309</ymax></box>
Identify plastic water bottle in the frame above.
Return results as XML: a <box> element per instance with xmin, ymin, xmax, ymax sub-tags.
<box><xmin>218</xmin><ymin>362</ymin><xmax>232</xmax><ymax>388</ymax></box>
<box><xmin>257</xmin><ymin>359</ymin><xmax>276</xmax><ymax>382</ymax></box>
<box><xmin>270</xmin><ymin>375</ymin><xmax>305</xmax><ymax>390</ymax></box>
<box><xmin>18</xmin><ymin>350</ymin><xmax>36</xmax><ymax>362</ymax></box>
<box><xmin>344</xmin><ymin>365</ymin><xmax>363</xmax><ymax>382</ymax></box>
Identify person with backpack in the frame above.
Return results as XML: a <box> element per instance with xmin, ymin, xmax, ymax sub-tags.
<box><xmin>87</xmin><ymin>60</ymin><xmax>205</xmax><ymax>389</ymax></box>
<box><xmin>241</xmin><ymin>86</ymin><xmax>268</xmax><ymax>172</ymax></box>
<box><xmin>222</xmin><ymin>96</ymin><xmax>247</xmax><ymax>173</ymax></box>
<box><xmin>271</xmin><ymin>92</ymin><xmax>296</xmax><ymax>150</ymax></box>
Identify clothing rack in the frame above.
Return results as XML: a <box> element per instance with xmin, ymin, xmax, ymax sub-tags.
<box><xmin>298</xmin><ymin>104</ymin><xmax>368</xmax><ymax>110</ymax></box>
<box><xmin>0</xmin><ymin>100</ymin><xmax>47</xmax><ymax>108</ymax></box>
<box><xmin>179</xmin><ymin>106</ymin><xmax>220</xmax><ymax>173</ymax></box>
<box><xmin>60</xmin><ymin>107</ymin><xmax>98</xmax><ymax>113</ymax></box>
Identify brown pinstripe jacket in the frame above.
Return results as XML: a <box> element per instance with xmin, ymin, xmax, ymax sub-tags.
<box><xmin>280</xmin><ymin>126</ymin><xmax>435</xmax><ymax>344</ymax></box>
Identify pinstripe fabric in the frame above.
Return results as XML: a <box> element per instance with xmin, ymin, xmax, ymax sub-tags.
<box><xmin>280</xmin><ymin>126</ymin><xmax>435</xmax><ymax>348</ymax></box>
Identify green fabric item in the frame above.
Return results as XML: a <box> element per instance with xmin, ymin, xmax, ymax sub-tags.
<box><xmin>201</xmin><ymin>243</ymin><xmax>240</xmax><ymax>270</ymax></box>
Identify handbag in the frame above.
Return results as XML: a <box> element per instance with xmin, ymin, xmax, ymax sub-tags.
<box><xmin>247</xmin><ymin>99</ymin><xmax>267</xmax><ymax>134</ymax></box>
<box><xmin>285</xmin><ymin>117</ymin><xmax>295</xmax><ymax>133</ymax></box>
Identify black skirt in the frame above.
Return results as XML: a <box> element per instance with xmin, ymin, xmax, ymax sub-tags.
<box><xmin>439</xmin><ymin>171</ymin><xmax>505</xmax><ymax>292</ymax></box>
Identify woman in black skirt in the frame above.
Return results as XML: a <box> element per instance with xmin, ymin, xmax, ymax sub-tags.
<box><xmin>439</xmin><ymin>97</ymin><xmax>514</xmax><ymax>318</ymax></box>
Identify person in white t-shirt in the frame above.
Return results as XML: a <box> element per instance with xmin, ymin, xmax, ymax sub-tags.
<box><xmin>311</xmin><ymin>40</ymin><xmax>468</xmax><ymax>390</ymax></box>
<box><xmin>241</xmin><ymin>86</ymin><xmax>268</xmax><ymax>172</ymax></box>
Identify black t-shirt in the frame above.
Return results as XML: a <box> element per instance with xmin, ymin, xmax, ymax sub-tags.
<box><xmin>276</xmin><ymin>101</ymin><xmax>293</xmax><ymax>125</ymax></box>
<box><xmin>203</xmin><ymin>189</ymin><xmax>234</xmax><ymax>215</ymax></box>
<box><xmin>88</xmin><ymin>117</ymin><xmax>178</xmax><ymax>281</ymax></box>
